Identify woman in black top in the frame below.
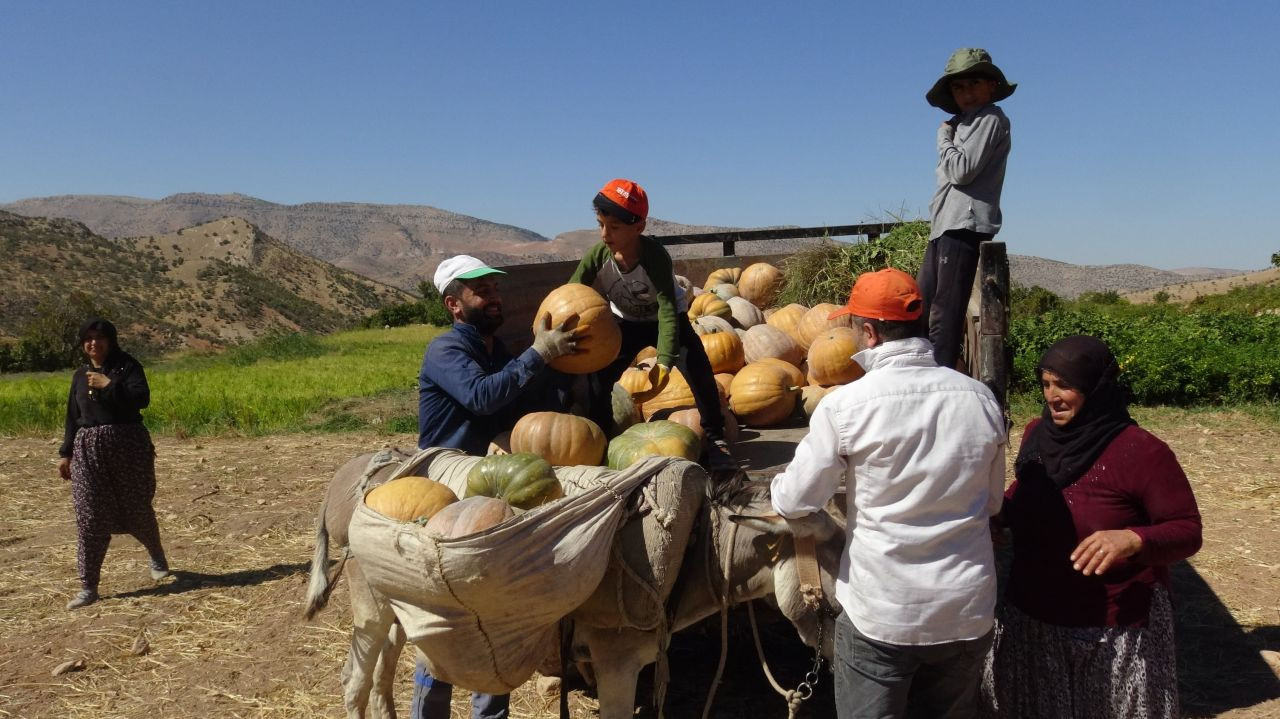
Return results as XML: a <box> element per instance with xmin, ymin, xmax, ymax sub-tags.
<box><xmin>58</xmin><ymin>318</ymin><xmax>169</xmax><ymax>609</ymax></box>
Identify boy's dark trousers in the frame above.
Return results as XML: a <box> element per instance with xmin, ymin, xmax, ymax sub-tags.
<box><xmin>917</xmin><ymin>229</ymin><xmax>992</xmax><ymax>371</ymax></box>
<box><xmin>587</xmin><ymin>313</ymin><xmax>725</xmax><ymax>439</ymax></box>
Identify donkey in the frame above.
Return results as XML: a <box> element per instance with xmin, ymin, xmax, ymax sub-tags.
<box><xmin>304</xmin><ymin>452</ymin><xmax>844</xmax><ymax>719</ymax></box>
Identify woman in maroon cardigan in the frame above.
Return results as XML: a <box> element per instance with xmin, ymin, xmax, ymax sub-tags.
<box><xmin>982</xmin><ymin>335</ymin><xmax>1202</xmax><ymax>718</ymax></box>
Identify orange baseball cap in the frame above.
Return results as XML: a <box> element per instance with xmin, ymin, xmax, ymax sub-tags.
<box><xmin>595</xmin><ymin>178</ymin><xmax>649</xmax><ymax>222</ymax></box>
<box><xmin>829</xmin><ymin>268</ymin><xmax>924</xmax><ymax>321</ymax></box>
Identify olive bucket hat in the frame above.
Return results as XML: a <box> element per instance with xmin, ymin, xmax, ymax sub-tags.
<box><xmin>926</xmin><ymin>47</ymin><xmax>1017</xmax><ymax>114</ymax></box>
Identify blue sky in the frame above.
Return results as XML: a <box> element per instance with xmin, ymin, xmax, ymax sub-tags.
<box><xmin>4</xmin><ymin>1</ymin><xmax>1277</xmax><ymax>270</ymax></box>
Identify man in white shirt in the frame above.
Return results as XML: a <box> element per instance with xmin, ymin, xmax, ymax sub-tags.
<box><xmin>770</xmin><ymin>268</ymin><xmax>1006</xmax><ymax>719</ymax></box>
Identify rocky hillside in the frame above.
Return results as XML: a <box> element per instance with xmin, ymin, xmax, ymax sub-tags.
<box><xmin>1</xmin><ymin>194</ymin><xmax>554</xmax><ymax>292</ymax></box>
<box><xmin>0</xmin><ymin>211</ymin><xmax>411</xmax><ymax>350</ymax></box>
<box><xmin>1007</xmin><ymin>255</ymin><xmax>1244</xmax><ymax>299</ymax></box>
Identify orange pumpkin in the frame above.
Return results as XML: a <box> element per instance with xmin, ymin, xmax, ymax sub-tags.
<box><xmin>688</xmin><ymin>293</ymin><xmax>732</xmax><ymax>321</ymax></box>
<box><xmin>633</xmin><ymin>346</ymin><xmax>658</xmax><ymax>364</ymax></box>
<box><xmin>619</xmin><ymin>365</ymin><xmax>656</xmax><ymax>398</ymax></box>
<box><xmin>766</xmin><ymin>303</ymin><xmax>809</xmax><ymax>346</ymax></box>
<box><xmin>729</xmin><ymin>363</ymin><xmax>801</xmax><ymax>427</ymax></box>
<box><xmin>704</xmin><ymin>267</ymin><xmax>743</xmax><ymax>289</ymax></box>
<box><xmin>699</xmin><ymin>328</ymin><xmax>746</xmax><ymax>374</ymax></box>
<box><xmin>743</xmin><ymin>324</ymin><xmax>804</xmax><ymax>368</ymax></box>
<box><xmin>533</xmin><ymin>284</ymin><xmax>622</xmax><ymax>374</ymax></box>
<box><xmin>713</xmin><ymin>372</ymin><xmax>735</xmax><ymax>400</ymax></box>
<box><xmin>641</xmin><ymin>367</ymin><xmax>696</xmax><ymax>420</ymax></box>
<box><xmin>737</xmin><ymin>263</ymin><xmax>783</xmax><ymax>309</ymax></box>
<box><xmin>806</xmin><ymin>327</ymin><xmax>865</xmax><ymax>386</ymax></box>
<box><xmin>425</xmin><ymin>496</ymin><xmax>515</xmax><ymax>537</ymax></box>
<box><xmin>796</xmin><ymin>303</ymin><xmax>853</xmax><ymax>350</ymax></box>
<box><xmin>510</xmin><ymin>411</ymin><xmax>607</xmax><ymax>466</ymax></box>
<box><xmin>755</xmin><ymin>357</ymin><xmax>806</xmax><ymax>389</ymax></box>
<box><xmin>365</xmin><ymin>476</ymin><xmax>458</xmax><ymax>522</ymax></box>
<box><xmin>665</xmin><ymin>402</ymin><xmax>739</xmax><ymax>444</ymax></box>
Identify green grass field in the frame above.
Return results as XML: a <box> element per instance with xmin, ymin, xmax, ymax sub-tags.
<box><xmin>0</xmin><ymin>325</ymin><xmax>441</xmax><ymax>437</ymax></box>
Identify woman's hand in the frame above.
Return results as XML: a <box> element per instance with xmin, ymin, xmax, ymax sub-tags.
<box><xmin>58</xmin><ymin>457</ymin><xmax>71</xmax><ymax>481</ymax></box>
<box><xmin>86</xmin><ymin>371</ymin><xmax>111</xmax><ymax>390</ymax></box>
<box><xmin>1070</xmin><ymin>529</ymin><xmax>1143</xmax><ymax>576</ymax></box>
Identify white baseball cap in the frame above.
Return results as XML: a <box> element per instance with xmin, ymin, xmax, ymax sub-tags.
<box><xmin>432</xmin><ymin>255</ymin><xmax>506</xmax><ymax>294</ymax></box>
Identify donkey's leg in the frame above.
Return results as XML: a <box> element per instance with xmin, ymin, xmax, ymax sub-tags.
<box><xmin>341</xmin><ymin>559</ymin><xmax>397</xmax><ymax>719</ymax></box>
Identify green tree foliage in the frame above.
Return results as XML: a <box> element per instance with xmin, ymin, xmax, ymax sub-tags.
<box><xmin>1008</xmin><ymin>292</ymin><xmax>1280</xmax><ymax>405</ymax></box>
<box><xmin>0</xmin><ymin>292</ymin><xmax>114</xmax><ymax>372</ymax></box>
<box><xmin>1271</xmin><ymin>251</ymin><xmax>1279</xmax><ymax>269</ymax></box>
<box><xmin>363</xmin><ymin>280</ymin><xmax>452</xmax><ymax>329</ymax></box>
<box><xmin>1010</xmin><ymin>284</ymin><xmax>1063</xmax><ymax>316</ymax></box>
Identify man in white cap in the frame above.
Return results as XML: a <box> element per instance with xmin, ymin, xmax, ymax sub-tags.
<box><xmin>412</xmin><ymin>254</ymin><xmax>581</xmax><ymax>719</ymax></box>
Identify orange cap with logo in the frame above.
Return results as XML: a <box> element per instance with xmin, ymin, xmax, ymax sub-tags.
<box><xmin>828</xmin><ymin>268</ymin><xmax>924</xmax><ymax>322</ymax></box>
<box><xmin>596</xmin><ymin>178</ymin><xmax>649</xmax><ymax>221</ymax></box>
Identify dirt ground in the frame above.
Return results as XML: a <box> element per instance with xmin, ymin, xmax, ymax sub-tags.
<box><xmin>1</xmin><ymin>411</ymin><xmax>1277</xmax><ymax>718</ymax></box>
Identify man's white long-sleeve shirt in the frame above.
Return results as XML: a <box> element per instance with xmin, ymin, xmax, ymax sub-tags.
<box><xmin>771</xmin><ymin>337</ymin><xmax>1007</xmax><ymax>646</ymax></box>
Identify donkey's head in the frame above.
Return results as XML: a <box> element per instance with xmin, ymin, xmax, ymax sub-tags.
<box><xmin>712</xmin><ymin>479</ymin><xmax>844</xmax><ymax>660</ymax></box>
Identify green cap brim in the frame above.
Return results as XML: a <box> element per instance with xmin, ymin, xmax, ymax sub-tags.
<box><xmin>455</xmin><ymin>267</ymin><xmax>506</xmax><ymax>280</ymax></box>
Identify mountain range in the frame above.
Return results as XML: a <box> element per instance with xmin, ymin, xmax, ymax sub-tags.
<box><xmin>1</xmin><ymin>192</ymin><xmax>1250</xmax><ymax>307</ymax></box>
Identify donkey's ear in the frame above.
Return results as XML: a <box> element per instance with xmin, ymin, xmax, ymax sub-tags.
<box><xmin>730</xmin><ymin>512</ymin><xmax>840</xmax><ymax>541</ymax></box>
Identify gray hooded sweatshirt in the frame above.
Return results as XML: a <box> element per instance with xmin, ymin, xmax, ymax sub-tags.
<box><xmin>929</xmin><ymin>104</ymin><xmax>1011</xmax><ymax>241</ymax></box>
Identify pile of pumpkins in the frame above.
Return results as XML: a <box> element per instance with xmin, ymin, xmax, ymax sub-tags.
<box><xmin>364</xmin><ymin>452</ymin><xmax>564</xmax><ymax>537</ymax></box>
<box><xmin>627</xmin><ymin>261</ymin><xmax>866</xmax><ymax>432</ymax></box>
<box><xmin>364</xmin><ymin>265</ymin><xmax>868</xmax><ymax>534</ymax></box>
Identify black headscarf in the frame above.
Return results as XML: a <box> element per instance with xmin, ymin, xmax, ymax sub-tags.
<box><xmin>77</xmin><ymin>317</ymin><xmax>123</xmax><ymax>364</ymax></box>
<box><xmin>1014</xmin><ymin>335</ymin><xmax>1135</xmax><ymax>488</ymax></box>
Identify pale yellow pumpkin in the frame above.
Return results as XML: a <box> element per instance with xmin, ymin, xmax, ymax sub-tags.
<box><xmin>633</xmin><ymin>346</ymin><xmax>658</xmax><ymax>364</ymax></box>
<box><xmin>665</xmin><ymin>400</ymin><xmax>739</xmax><ymax>444</ymax></box>
<box><xmin>533</xmin><ymin>284</ymin><xmax>622</xmax><ymax>374</ymax></box>
<box><xmin>691</xmin><ymin>315</ymin><xmax>736</xmax><ymax>336</ymax></box>
<box><xmin>806</xmin><ymin>327</ymin><xmax>866</xmax><ymax>386</ymax></box>
<box><xmin>737</xmin><ymin>262</ymin><xmax>783</xmax><ymax>309</ymax></box>
<box><xmin>743</xmin><ymin>324</ymin><xmax>804</xmax><ymax>368</ymax></box>
<box><xmin>726</xmin><ymin>296</ymin><xmax>765</xmax><ymax>329</ymax></box>
<box><xmin>365</xmin><ymin>476</ymin><xmax>459</xmax><ymax>523</ymax></box>
<box><xmin>509</xmin><ymin>411</ymin><xmax>607</xmax><ymax>466</ymax></box>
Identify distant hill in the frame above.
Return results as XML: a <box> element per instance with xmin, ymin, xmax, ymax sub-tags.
<box><xmin>1121</xmin><ymin>267</ymin><xmax>1280</xmax><ymax>304</ymax></box>
<box><xmin>1</xmin><ymin>193</ymin><xmax>556</xmax><ymax>292</ymax></box>
<box><xmin>0</xmin><ymin>211</ymin><xmax>412</xmax><ymax>351</ymax></box>
<box><xmin>1007</xmin><ymin>255</ymin><xmax>1246</xmax><ymax>299</ymax></box>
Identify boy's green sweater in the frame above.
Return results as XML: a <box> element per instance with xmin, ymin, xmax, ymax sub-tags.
<box><xmin>568</xmin><ymin>236</ymin><xmax>680</xmax><ymax>367</ymax></box>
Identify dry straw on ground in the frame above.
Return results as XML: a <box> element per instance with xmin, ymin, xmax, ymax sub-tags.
<box><xmin>1</xmin><ymin>412</ymin><xmax>1277</xmax><ymax>718</ymax></box>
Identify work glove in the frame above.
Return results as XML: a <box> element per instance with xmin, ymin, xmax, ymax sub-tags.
<box><xmin>532</xmin><ymin>312</ymin><xmax>585</xmax><ymax>361</ymax></box>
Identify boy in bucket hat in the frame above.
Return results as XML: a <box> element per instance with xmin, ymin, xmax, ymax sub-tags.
<box><xmin>568</xmin><ymin>178</ymin><xmax>738</xmax><ymax>475</ymax></box>
<box><xmin>920</xmin><ymin>47</ymin><xmax>1016</xmax><ymax>371</ymax></box>
<box><xmin>771</xmin><ymin>268</ymin><xmax>1007</xmax><ymax>719</ymax></box>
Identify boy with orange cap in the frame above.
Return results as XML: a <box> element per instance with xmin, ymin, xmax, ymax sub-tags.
<box><xmin>568</xmin><ymin>178</ymin><xmax>737</xmax><ymax>473</ymax></box>
<box><xmin>921</xmin><ymin>47</ymin><xmax>1016</xmax><ymax>371</ymax></box>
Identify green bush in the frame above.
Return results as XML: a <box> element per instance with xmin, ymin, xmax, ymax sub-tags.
<box><xmin>1008</xmin><ymin>307</ymin><xmax>1280</xmax><ymax>405</ymax></box>
<box><xmin>363</xmin><ymin>280</ymin><xmax>451</xmax><ymax>329</ymax></box>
